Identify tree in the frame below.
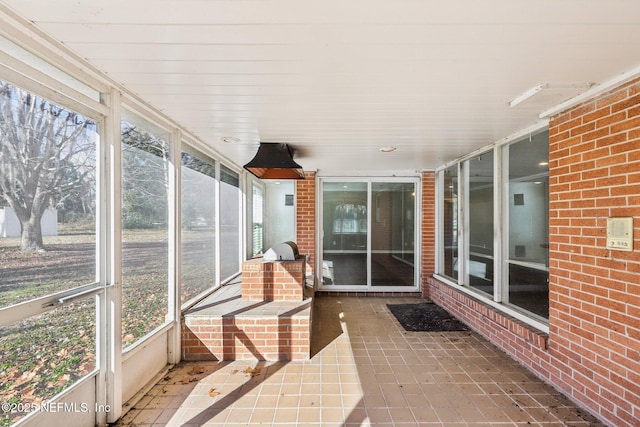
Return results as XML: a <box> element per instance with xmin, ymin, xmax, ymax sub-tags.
<box><xmin>0</xmin><ymin>81</ymin><xmax>95</xmax><ymax>252</ymax></box>
<box><xmin>120</xmin><ymin>123</ymin><xmax>170</xmax><ymax>229</ymax></box>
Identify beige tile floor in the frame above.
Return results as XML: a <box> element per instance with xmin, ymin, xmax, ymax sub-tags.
<box><xmin>112</xmin><ymin>296</ymin><xmax>605</xmax><ymax>426</ymax></box>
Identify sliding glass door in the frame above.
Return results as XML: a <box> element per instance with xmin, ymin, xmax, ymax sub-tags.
<box><xmin>320</xmin><ymin>179</ymin><xmax>418</xmax><ymax>290</ymax></box>
<box><xmin>322</xmin><ymin>182</ymin><xmax>368</xmax><ymax>286</ymax></box>
<box><xmin>371</xmin><ymin>182</ymin><xmax>415</xmax><ymax>287</ymax></box>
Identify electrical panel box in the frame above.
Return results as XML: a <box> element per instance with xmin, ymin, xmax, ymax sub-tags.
<box><xmin>606</xmin><ymin>217</ymin><xmax>634</xmax><ymax>252</ymax></box>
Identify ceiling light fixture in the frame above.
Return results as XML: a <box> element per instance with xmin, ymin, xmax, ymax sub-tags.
<box><xmin>243</xmin><ymin>142</ymin><xmax>305</xmax><ymax>180</ymax></box>
<box><xmin>379</xmin><ymin>146</ymin><xmax>397</xmax><ymax>153</ymax></box>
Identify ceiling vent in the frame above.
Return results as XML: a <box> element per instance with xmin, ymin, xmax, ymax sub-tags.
<box><xmin>243</xmin><ymin>142</ymin><xmax>305</xmax><ymax>180</ymax></box>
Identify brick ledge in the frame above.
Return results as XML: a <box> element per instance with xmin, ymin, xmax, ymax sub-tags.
<box><xmin>427</xmin><ymin>277</ymin><xmax>549</xmax><ymax>350</ymax></box>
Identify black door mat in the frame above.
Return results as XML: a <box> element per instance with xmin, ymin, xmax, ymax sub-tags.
<box><xmin>387</xmin><ymin>302</ymin><xmax>469</xmax><ymax>332</ymax></box>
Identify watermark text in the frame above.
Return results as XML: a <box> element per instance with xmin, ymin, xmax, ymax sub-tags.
<box><xmin>1</xmin><ymin>401</ymin><xmax>111</xmax><ymax>414</ymax></box>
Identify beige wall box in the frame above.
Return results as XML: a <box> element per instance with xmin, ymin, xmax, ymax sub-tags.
<box><xmin>606</xmin><ymin>217</ymin><xmax>634</xmax><ymax>252</ymax></box>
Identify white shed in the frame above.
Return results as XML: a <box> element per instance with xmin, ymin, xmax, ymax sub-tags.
<box><xmin>0</xmin><ymin>207</ymin><xmax>58</xmax><ymax>238</ymax></box>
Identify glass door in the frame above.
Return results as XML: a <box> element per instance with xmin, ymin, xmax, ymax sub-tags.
<box><xmin>321</xmin><ymin>182</ymin><xmax>368</xmax><ymax>287</ymax></box>
<box><xmin>320</xmin><ymin>179</ymin><xmax>418</xmax><ymax>290</ymax></box>
<box><xmin>371</xmin><ymin>182</ymin><xmax>415</xmax><ymax>286</ymax></box>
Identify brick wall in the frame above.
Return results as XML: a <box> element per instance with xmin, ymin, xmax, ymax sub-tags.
<box><xmin>425</xmin><ymin>78</ymin><xmax>640</xmax><ymax>427</ymax></box>
<box><xmin>421</xmin><ymin>172</ymin><xmax>436</xmax><ymax>296</ymax></box>
<box><xmin>182</xmin><ymin>315</ymin><xmax>310</xmax><ymax>361</ymax></box>
<box><xmin>296</xmin><ymin>171</ymin><xmax>316</xmax><ymax>278</ymax></box>
<box><xmin>547</xmin><ymin>77</ymin><xmax>640</xmax><ymax>426</ymax></box>
<box><xmin>241</xmin><ymin>258</ymin><xmax>306</xmax><ymax>301</ymax></box>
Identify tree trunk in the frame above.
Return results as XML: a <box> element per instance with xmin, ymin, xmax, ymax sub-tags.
<box><xmin>20</xmin><ymin>216</ymin><xmax>45</xmax><ymax>252</ymax></box>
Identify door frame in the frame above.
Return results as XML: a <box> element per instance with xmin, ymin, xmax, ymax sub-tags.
<box><xmin>318</xmin><ymin>177</ymin><xmax>421</xmax><ymax>292</ymax></box>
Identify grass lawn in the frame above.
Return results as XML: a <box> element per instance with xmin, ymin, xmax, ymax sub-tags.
<box><xmin>0</xmin><ymin>229</ymin><xmax>171</xmax><ymax>426</ymax></box>
<box><xmin>0</xmin><ymin>226</ymin><xmax>232</xmax><ymax>425</ymax></box>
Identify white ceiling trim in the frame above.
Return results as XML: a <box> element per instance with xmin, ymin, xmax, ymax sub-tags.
<box><xmin>540</xmin><ymin>64</ymin><xmax>640</xmax><ymax>118</ymax></box>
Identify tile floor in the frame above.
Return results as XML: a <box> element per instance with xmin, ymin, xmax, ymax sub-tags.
<box><xmin>112</xmin><ymin>296</ymin><xmax>605</xmax><ymax>426</ymax></box>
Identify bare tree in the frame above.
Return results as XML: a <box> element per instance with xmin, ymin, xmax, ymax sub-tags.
<box><xmin>0</xmin><ymin>81</ymin><xmax>95</xmax><ymax>252</ymax></box>
<box><xmin>120</xmin><ymin>123</ymin><xmax>170</xmax><ymax>229</ymax></box>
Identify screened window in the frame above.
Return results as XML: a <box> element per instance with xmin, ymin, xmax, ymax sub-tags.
<box><xmin>251</xmin><ymin>182</ymin><xmax>265</xmax><ymax>257</ymax></box>
<box><xmin>0</xmin><ymin>81</ymin><xmax>97</xmax><ymax>304</ymax></box>
<box><xmin>263</xmin><ymin>181</ymin><xmax>295</xmax><ymax>249</ymax></box>
<box><xmin>181</xmin><ymin>150</ymin><xmax>217</xmax><ymax>305</ymax></box>
<box><xmin>0</xmin><ymin>81</ymin><xmax>98</xmax><ymax>424</ymax></box>
<box><xmin>220</xmin><ymin>165</ymin><xmax>241</xmax><ymax>281</ymax></box>
<box><xmin>120</xmin><ymin>114</ymin><xmax>170</xmax><ymax>349</ymax></box>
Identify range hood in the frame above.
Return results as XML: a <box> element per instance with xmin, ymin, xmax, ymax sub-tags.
<box><xmin>243</xmin><ymin>142</ymin><xmax>305</xmax><ymax>179</ymax></box>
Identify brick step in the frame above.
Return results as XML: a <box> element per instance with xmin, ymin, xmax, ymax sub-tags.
<box><xmin>182</xmin><ymin>284</ymin><xmax>312</xmax><ymax>361</ymax></box>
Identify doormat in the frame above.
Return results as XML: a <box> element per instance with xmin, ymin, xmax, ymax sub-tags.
<box><xmin>387</xmin><ymin>302</ymin><xmax>469</xmax><ymax>332</ymax></box>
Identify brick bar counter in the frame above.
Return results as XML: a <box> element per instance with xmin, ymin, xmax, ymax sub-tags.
<box><xmin>182</xmin><ymin>257</ymin><xmax>312</xmax><ymax>361</ymax></box>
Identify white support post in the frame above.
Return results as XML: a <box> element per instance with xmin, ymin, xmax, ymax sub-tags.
<box><xmin>214</xmin><ymin>161</ymin><xmax>221</xmax><ymax>287</ymax></box>
<box><xmin>105</xmin><ymin>88</ymin><xmax>123</xmax><ymax>423</ymax></box>
<box><xmin>95</xmin><ymin>104</ymin><xmax>109</xmax><ymax>427</ymax></box>
<box><xmin>167</xmin><ymin>130</ymin><xmax>182</xmax><ymax>364</ymax></box>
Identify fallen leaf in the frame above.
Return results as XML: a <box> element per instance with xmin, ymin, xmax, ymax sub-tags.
<box><xmin>188</xmin><ymin>365</ymin><xmax>205</xmax><ymax>375</ymax></box>
<box><xmin>242</xmin><ymin>367</ymin><xmax>261</xmax><ymax>377</ymax></box>
<box><xmin>208</xmin><ymin>388</ymin><xmax>220</xmax><ymax>397</ymax></box>
<box><xmin>180</xmin><ymin>376</ymin><xmax>198</xmax><ymax>384</ymax></box>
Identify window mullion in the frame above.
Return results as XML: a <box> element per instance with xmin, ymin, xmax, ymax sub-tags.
<box><xmin>102</xmin><ymin>87</ymin><xmax>123</xmax><ymax>423</ymax></box>
<box><xmin>494</xmin><ymin>146</ymin><xmax>505</xmax><ymax>303</ymax></box>
<box><xmin>167</xmin><ymin>131</ymin><xmax>181</xmax><ymax>364</ymax></box>
<box><xmin>458</xmin><ymin>162</ymin><xmax>467</xmax><ymax>286</ymax></box>
<box><xmin>214</xmin><ymin>160</ymin><xmax>221</xmax><ymax>287</ymax></box>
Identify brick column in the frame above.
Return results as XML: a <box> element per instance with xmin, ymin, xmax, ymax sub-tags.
<box><xmin>421</xmin><ymin>171</ymin><xmax>436</xmax><ymax>297</ymax></box>
<box><xmin>296</xmin><ymin>171</ymin><xmax>316</xmax><ymax>279</ymax></box>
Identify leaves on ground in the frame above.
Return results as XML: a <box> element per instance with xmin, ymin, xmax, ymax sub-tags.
<box><xmin>242</xmin><ymin>367</ymin><xmax>261</xmax><ymax>377</ymax></box>
<box><xmin>208</xmin><ymin>388</ymin><xmax>220</xmax><ymax>397</ymax></box>
<box><xmin>179</xmin><ymin>376</ymin><xmax>198</xmax><ymax>384</ymax></box>
<box><xmin>187</xmin><ymin>365</ymin><xmax>205</xmax><ymax>375</ymax></box>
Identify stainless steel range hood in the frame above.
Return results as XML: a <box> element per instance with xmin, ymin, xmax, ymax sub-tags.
<box><xmin>243</xmin><ymin>142</ymin><xmax>305</xmax><ymax>179</ymax></box>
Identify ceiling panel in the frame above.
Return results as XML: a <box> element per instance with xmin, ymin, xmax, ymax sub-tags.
<box><xmin>2</xmin><ymin>0</ymin><xmax>640</xmax><ymax>173</ymax></box>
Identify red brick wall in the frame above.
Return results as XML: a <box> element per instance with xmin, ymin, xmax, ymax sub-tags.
<box><xmin>182</xmin><ymin>315</ymin><xmax>310</xmax><ymax>361</ymax></box>
<box><xmin>296</xmin><ymin>172</ymin><xmax>316</xmax><ymax>278</ymax></box>
<box><xmin>547</xmin><ymin>77</ymin><xmax>640</xmax><ymax>426</ymax></box>
<box><xmin>425</xmin><ymin>78</ymin><xmax>640</xmax><ymax>427</ymax></box>
<box><xmin>241</xmin><ymin>258</ymin><xmax>306</xmax><ymax>301</ymax></box>
<box><xmin>421</xmin><ymin>172</ymin><xmax>436</xmax><ymax>296</ymax></box>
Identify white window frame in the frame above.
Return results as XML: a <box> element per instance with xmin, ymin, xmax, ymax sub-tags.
<box><xmin>433</xmin><ymin>122</ymin><xmax>550</xmax><ymax>333</ymax></box>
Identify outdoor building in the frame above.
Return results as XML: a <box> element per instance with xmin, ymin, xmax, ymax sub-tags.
<box><xmin>0</xmin><ymin>1</ymin><xmax>638</xmax><ymax>427</ymax></box>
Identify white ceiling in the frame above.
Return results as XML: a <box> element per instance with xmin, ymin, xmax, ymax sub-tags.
<box><xmin>2</xmin><ymin>0</ymin><xmax>640</xmax><ymax>174</ymax></box>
